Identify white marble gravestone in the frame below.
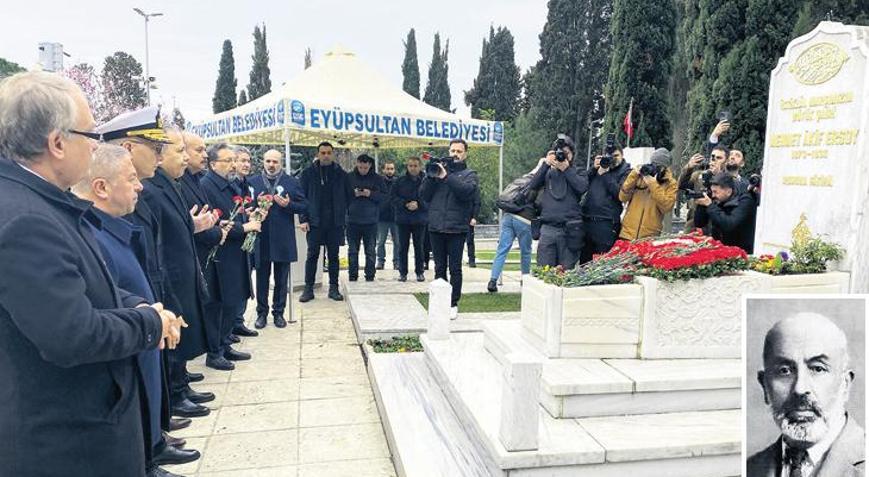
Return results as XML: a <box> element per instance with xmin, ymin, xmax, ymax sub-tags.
<box><xmin>755</xmin><ymin>22</ymin><xmax>869</xmax><ymax>292</ymax></box>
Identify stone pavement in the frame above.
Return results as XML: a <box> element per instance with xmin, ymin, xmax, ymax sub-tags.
<box><xmin>163</xmin><ymin>291</ymin><xmax>397</xmax><ymax>477</ymax></box>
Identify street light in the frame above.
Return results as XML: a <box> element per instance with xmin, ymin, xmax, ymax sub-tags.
<box><xmin>133</xmin><ymin>8</ymin><xmax>163</xmax><ymax>105</ymax></box>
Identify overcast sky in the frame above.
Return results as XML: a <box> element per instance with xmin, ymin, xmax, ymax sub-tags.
<box><xmin>1</xmin><ymin>0</ymin><xmax>549</xmax><ymax>121</ymax></box>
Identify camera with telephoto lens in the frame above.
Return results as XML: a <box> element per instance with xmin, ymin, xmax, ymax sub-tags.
<box><xmin>600</xmin><ymin>133</ymin><xmax>616</xmax><ymax>169</ymax></box>
<box><xmin>551</xmin><ymin>134</ymin><xmax>573</xmax><ymax>162</ymax></box>
<box><xmin>639</xmin><ymin>163</ymin><xmax>660</xmax><ymax>177</ymax></box>
<box><xmin>425</xmin><ymin>156</ymin><xmax>454</xmax><ymax>178</ymax></box>
<box><xmin>683</xmin><ymin>170</ymin><xmax>714</xmax><ymax>200</ymax></box>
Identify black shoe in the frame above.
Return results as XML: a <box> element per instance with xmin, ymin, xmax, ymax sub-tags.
<box><xmin>299</xmin><ymin>287</ymin><xmax>315</xmax><ymax>302</ymax></box>
<box><xmin>153</xmin><ymin>443</ymin><xmax>201</xmax><ymax>466</ymax></box>
<box><xmin>328</xmin><ymin>286</ymin><xmax>344</xmax><ymax>301</ymax></box>
<box><xmin>227</xmin><ymin>334</ymin><xmax>240</xmax><ymax>344</ymax></box>
<box><xmin>398</xmin><ymin>275</ymin><xmax>407</xmax><ymax>282</ymax></box>
<box><xmin>185</xmin><ymin>387</ymin><xmax>215</xmax><ymax>404</ymax></box>
<box><xmin>186</xmin><ymin>371</ymin><xmax>204</xmax><ymax>383</ymax></box>
<box><xmin>224</xmin><ymin>347</ymin><xmax>251</xmax><ymax>361</ymax></box>
<box><xmin>205</xmin><ymin>355</ymin><xmax>235</xmax><ymax>371</ymax></box>
<box><xmin>147</xmin><ymin>467</ymin><xmax>184</xmax><ymax>477</ymax></box>
<box><xmin>365</xmin><ymin>276</ymin><xmax>375</xmax><ymax>282</ymax></box>
<box><xmin>416</xmin><ymin>273</ymin><xmax>426</xmax><ymax>282</ymax></box>
<box><xmin>487</xmin><ymin>279</ymin><xmax>498</xmax><ymax>293</ymax></box>
<box><xmin>274</xmin><ymin>314</ymin><xmax>287</xmax><ymax>328</ymax></box>
<box><xmin>163</xmin><ymin>431</ymin><xmax>186</xmax><ymax>448</ymax></box>
<box><xmin>348</xmin><ymin>276</ymin><xmax>358</xmax><ymax>282</ymax></box>
<box><xmin>168</xmin><ymin>417</ymin><xmax>191</xmax><ymax>432</ymax></box>
<box><xmin>233</xmin><ymin>324</ymin><xmax>259</xmax><ymax>337</ymax></box>
<box><xmin>254</xmin><ymin>315</ymin><xmax>267</xmax><ymax>329</ymax></box>
<box><xmin>375</xmin><ymin>262</ymin><xmax>384</xmax><ymax>270</ymax></box>
<box><xmin>469</xmin><ymin>260</ymin><xmax>477</xmax><ymax>268</ymax></box>
<box><xmin>171</xmin><ymin>398</ymin><xmax>210</xmax><ymax>418</ymax></box>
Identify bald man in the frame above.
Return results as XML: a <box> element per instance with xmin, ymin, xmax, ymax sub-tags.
<box><xmin>748</xmin><ymin>312</ymin><xmax>865</xmax><ymax>476</ymax></box>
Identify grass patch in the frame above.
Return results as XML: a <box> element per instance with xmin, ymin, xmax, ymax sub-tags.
<box><xmin>414</xmin><ymin>292</ymin><xmax>521</xmax><ymax>313</ymax></box>
<box><xmin>478</xmin><ymin>263</ymin><xmax>524</xmax><ymax>272</ymax></box>
<box><xmin>367</xmin><ymin>335</ymin><xmax>423</xmax><ymax>353</ymax></box>
<box><xmin>474</xmin><ymin>250</ymin><xmax>535</xmax><ymax>261</ymax></box>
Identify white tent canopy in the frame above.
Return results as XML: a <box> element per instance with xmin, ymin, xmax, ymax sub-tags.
<box><xmin>187</xmin><ymin>46</ymin><xmax>504</xmax><ymax>150</ymax></box>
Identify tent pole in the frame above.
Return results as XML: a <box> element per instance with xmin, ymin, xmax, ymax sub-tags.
<box><xmin>497</xmin><ymin>140</ymin><xmax>504</xmax><ymax>287</ymax></box>
<box><xmin>284</xmin><ymin>126</ymin><xmax>295</xmax><ymax>324</ymax></box>
<box><xmin>374</xmin><ymin>148</ymin><xmax>379</xmax><ymax>172</ymax></box>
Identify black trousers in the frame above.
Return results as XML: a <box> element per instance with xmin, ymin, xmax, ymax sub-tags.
<box><xmin>305</xmin><ymin>226</ymin><xmax>342</xmax><ymax>287</ymax></box>
<box><xmin>397</xmin><ymin>223</ymin><xmax>426</xmax><ymax>276</ymax></box>
<box><xmin>423</xmin><ymin>225</ymin><xmax>432</xmax><ymax>266</ymax></box>
<box><xmin>466</xmin><ymin>225</ymin><xmax>476</xmax><ymax>261</ymax></box>
<box><xmin>346</xmin><ymin>223</ymin><xmax>377</xmax><ymax>280</ymax></box>
<box><xmin>256</xmin><ymin>260</ymin><xmax>289</xmax><ymax>317</ymax></box>
<box><xmin>166</xmin><ymin>349</ymin><xmax>188</xmax><ymax>404</ymax></box>
<box><xmin>580</xmin><ymin>220</ymin><xmax>621</xmax><ymax>264</ymax></box>
<box><xmin>537</xmin><ymin>224</ymin><xmax>580</xmax><ymax>270</ymax></box>
<box><xmin>430</xmin><ymin>231</ymin><xmax>466</xmax><ymax>307</ymax></box>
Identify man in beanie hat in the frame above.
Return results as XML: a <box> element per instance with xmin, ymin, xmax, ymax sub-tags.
<box><xmin>618</xmin><ymin>148</ymin><xmax>678</xmax><ymax>240</ymax></box>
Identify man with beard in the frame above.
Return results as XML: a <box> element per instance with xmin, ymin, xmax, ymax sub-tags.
<box><xmin>248</xmin><ymin>149</ymin><xmax>307</xmax><ymax>328</ymax></box>
<box><xmin>376</xmin><ymin>158</ymin><xmax>398</xmax><ymax>271</ymax></box>
<box><xmin>748</xmin><ymin>313</ymin><xmax>865</xmax><ymax>476</ymax></box>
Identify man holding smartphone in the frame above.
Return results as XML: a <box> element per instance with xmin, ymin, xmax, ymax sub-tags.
<box><xmin>346</xmin><ymin>154</ymin><xmax>386</xmax><ymax>282</ymax></box>
<box><xmin>249</xmin><ymin>149</ymin><xmax>307</xmax><ymax>328</ymax></box>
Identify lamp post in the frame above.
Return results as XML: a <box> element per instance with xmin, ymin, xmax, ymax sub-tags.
<box><xmin>133</xmin><ymin>8</ymin><xmax>163</xmax><ymax>105</ymax></box>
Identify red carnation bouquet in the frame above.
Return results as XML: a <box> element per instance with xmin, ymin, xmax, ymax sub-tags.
<box><xmin>241</xmin><ymin>193</ymin><xmax>275</xmax><ymax>253</ymax></box>
<box><xmin>534</xmin><ymin>231</ymin><xmax>749</xmax><ymax>287</ymax></box>
<box><xmin>205</xmin><ymin>195</ymin><xmax>246</xmax><ymax>269</ymax></box>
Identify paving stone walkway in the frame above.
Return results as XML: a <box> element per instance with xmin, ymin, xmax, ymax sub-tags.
<box><xmin>163</xmin><ymin>289</ymin><xmax>396</xmax><ymax>477</ymax></box>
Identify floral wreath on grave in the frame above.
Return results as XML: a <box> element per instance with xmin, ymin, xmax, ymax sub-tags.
<box><xmin>749</xmin><ymin>214</ymin><xmax>843</xmax><ymax>275</ymax></box>
<box><xmin>533</xmin><ymin>231</ymin><xmax>749</xmax><ymax>287</ymax></box>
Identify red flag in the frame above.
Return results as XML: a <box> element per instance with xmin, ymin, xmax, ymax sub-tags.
<box><xmin>623</xmin><ymin>98</ymin><xmax>634</xmax><ymax>141</ymax></box>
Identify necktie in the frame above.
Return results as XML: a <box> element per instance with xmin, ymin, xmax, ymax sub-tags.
<box><xmin>785</xmin><ymin>447</ymin><xmax>810</xmax><ymax>477</ymax></box>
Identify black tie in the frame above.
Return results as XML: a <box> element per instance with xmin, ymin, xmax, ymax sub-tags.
<box><xmin>785</xmin><ymin>446</ymin><xmax>809</xmax><ymax>477</ymax></box>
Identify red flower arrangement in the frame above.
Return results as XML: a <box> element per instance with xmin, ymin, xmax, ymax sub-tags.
<box><xmin>205</xmin><ymin>198</ymin><xmax>245</xmax><ymax>269</ymax></box>
<box><xmin>240</xmin><ymin>193</ymin><xmax>275</xmax><ymax>253</ymax></box>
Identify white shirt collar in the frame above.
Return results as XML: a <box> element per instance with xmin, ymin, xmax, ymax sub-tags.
<box><xmin>17</xmin><ymin>161</ymin><xmax>50</xmax><ymax>183</ymax></box>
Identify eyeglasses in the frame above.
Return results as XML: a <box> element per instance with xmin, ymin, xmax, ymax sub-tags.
<box><xmin>69</xmin><ymin>129</ymin><xmax>103</xmax><ymax>141</ymax></box>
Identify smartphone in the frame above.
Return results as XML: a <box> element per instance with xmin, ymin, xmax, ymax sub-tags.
<box><xmin>717</xmin><ymin>110</ymin><xmax>731</xmax><ymax>122</ymax></box>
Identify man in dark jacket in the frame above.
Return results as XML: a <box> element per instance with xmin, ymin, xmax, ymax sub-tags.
<box><xmin>580</xmin><ymin>146</ymin><xmax>631</xmax><ymax>263</ymax></box>
<box><xmin>694</xmin><ymin>172</ymin><xmax>757</xmax><ymax>254</ymax></box>
<box><xmin>420</xmin><ymin>139</ymin><xmax>479</xmax><ymax>319</ymax></box>
<box><xmin>347</xmin><ymin>154</ymin><xmax>386</xmax><ymax>281</ymax></box>
<box><xmin>142</xmin><ymin>128</ymin><xmax>218</xmax><ymax>418</ymax></box>
<box><xmin>201</xmin><ymin>144</ymin><xmax>262</xmax><ymax>369</ymax></box>
<box><xmin>393</xmin><ymin>156</ymin><xmax>428</xmax><ymax>282</ymax></box>
<box><xmin>0</xmin><ymin>71</ymin><xmax>181</xmax><ymax>477</ymax></box>
<box><xmin>248</xmin><ymin>149</ymin><xmax>308</xmax><ymax>328</ymax></box>
<box><xmin>526</xmin><ymin>135</ymin><xmax>589</xmax><ymax>270</ymax></box>
<box><xmin>73</xmin><ymin>144</ymin><xmax>201</xmax><ymax>475</ymax></box>
<box><xmin>376</xmin><ymin>158</ymin><xmax>399</xmax><ymax>270</ymax></box>
<box><xmin>229</xmin><ymin>145</ymin><xmax>260</xmax><ymax>339</ymax></box>
<box><xmin>299</xmin><ymin>141</ymin><xmax>354</xmax><ymax>302</ymax></box>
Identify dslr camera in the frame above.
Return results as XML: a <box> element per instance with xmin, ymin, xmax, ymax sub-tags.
<box><xmin>683</xmin><ymin>170</ymin><xmax>714</xmax><ymax>200</ymax></box>
<box><xmin>639</xmin><ymin>163</ymin><xmax>660</xmax><ymax>177</ymax></box>
<box><xmin>425</xmin><ymin>156</ymin><xmax>454</xmax><ymax>178</ymax></box>
<box><xmin>600</xmin><ymin>133</ymin><xmax>616</xmax><ymax>169</ymax></box>
<box><xmin>551</xmin><ymin>134</ymin><xmax>573</xmax><ymax>162</ymax></box>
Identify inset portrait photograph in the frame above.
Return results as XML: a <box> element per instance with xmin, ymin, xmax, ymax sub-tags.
<box><xmin>745</xmin><ymin>296</ymin><xmax>866</xmax><ymax>476</ymax></box>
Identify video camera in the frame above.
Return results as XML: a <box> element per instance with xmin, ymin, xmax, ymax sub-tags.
<box><xmin>684</xmin><ymin>170</ymin><xmax>714</xmax><ymax>200</ymax></box>
<box><xmin>425</xmin><ymin>155</ymin><xmax>455</xmax><ymax>178</ymax></box>
<box><xmin>600</xmin><ymin>133</ymin><xmax>616</xmax><ymax>169</ymax></box>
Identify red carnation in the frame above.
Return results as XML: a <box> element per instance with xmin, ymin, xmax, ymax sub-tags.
<box><xmin>214</xmin><ymin>209</ymin><xmax>223</xmax><ymax>218</ymax></box>
<box><xmin>232</xmin><ymin>195</ymin><xmax>243</xmax><ymax>204</ymax></box>
<box><xmin>244</xmin><ymin>196</ymin><xmax>253</xmax><ymax>204</ymax></box>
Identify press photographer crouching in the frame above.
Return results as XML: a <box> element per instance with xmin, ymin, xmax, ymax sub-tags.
<box><xmin>580</xmin><ymin>135</ymin><xmax>631</xmax><ymax>264</ymax></box>
<box><xmin>527</xmin><ymin>134</ymin><xmax>589</xmax><ymax>270</ymax></box>
<box><xmin>619</xmin><ymin>148</ymin><xmax>678</xmax><ymax>240</ymax></box>
<box><xmin>693</xmin><ymin>172</ymin><xmax>757</xmax><ymax>254</ymax></box>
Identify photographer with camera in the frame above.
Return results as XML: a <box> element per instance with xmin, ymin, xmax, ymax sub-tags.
<box><xmin>678</xmin><ymin>145</ymin><xmax>727</xmax><ymax>231</ymax></box>
<box><xmin>526</xmin><ymin>134</ymin><xmax>588</xmax><ymax>270</ymax></box>
<box><xmin>420</xmin><ymin>139</ymin><xmax>479</xmax><ymax>319</ymax></box>
<box><xmin>619</xmin><ymin>148</ymin><xmax>678</xmax><ymax>240</ymax></box>
<box><xmin>580</xmin><ymin>135</ymin><xmax>631</xmax><ymax>264</ymax></box>
<box><xmin>693</xmin><ymin>172</ymin><xmax>756</xmax><ymax>254</ymax></box>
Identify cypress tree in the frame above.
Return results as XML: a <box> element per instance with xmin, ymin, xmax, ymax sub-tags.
<box><xmin>529</xmin><ymin>0</ymin><xmax>613</xmax><ymax>156</ymax></box>
<box><xmin>401</xmin><ymin>29</ymin><xmax>420</xmax><ymax>98</ymax></box>
<box><xmin>238</xmin><ymin>89</ymin><xmax>248</xmax><ymax>106</ymax></box>
<box><xmin>304</xmin><ymin>48</ymin><xmax>312</xmax><ymax>69</ymax></box>
<box><xmin>465</xmin><ymin>26</ymin><xmax>521</xmax><ymax>121</ymax></box>
<box><xmin>423</xmin><ymin>33</ymin><xmax>451</xmax><ymax>111</ymax></box>
<box><xmin>212</xmin><ymin>40</ymin><xmax>237</xmax><ymax>113</ymax></box>
<box><xmin>247</xmin><ymin>24</ymin><xmax>272</xmax><ymax>101</ymax></box>
<box><xmin>603</xmin><ymin>0</ymin><xmax>677</xmax><ymax>148</ymax></box>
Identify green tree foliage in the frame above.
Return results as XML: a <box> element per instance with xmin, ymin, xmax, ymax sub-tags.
<box><xmin>401</xmin><ymin>29</ymin><xmax>420</xmax><ymax>98</ymax></box>
<box><xmin>247</xmin><ymin>24</ymin><xmax>272</xmax><ymax>101</ymax></box>
<box><xmin>238</xmin><ymin>89</ymin><xmax>248</xmax><ymax>106</ymax></box>
<box><xmin>101</xmin><ymin>51</ymin><xmax>147</xmax><ymax>119</ymax></box>
<box><xmin>213</xmin><ymin>40</ymin><xmax>238</xmax><ymax>113</ymax></box>
<box><xmin>603</xmin><ymin>0</ymin><xmax>677</xmax><ymax>148</ymax></box>
<box><xmin>528</xmin><ymin>0</ymin><xmax>613</xmax><ymax>157</ymax></box>
<box><xmin>0</xmin><ymin>57</ymin><xmax>25</xmax><ymax>78</ymax></box>
<box><xmin>464</xmin><ymin>26</ymin><xmax>522</xmax><ymax>121</ymax></box>
<box><xmin>304</xmin><ymin>47</ymin><xmax>312</xmax><ymax>69</ymax></box>
<box><xmin>423</xmin><ymin>33</ymin><xmax>451</xmax><ymax>111</ymax></box>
